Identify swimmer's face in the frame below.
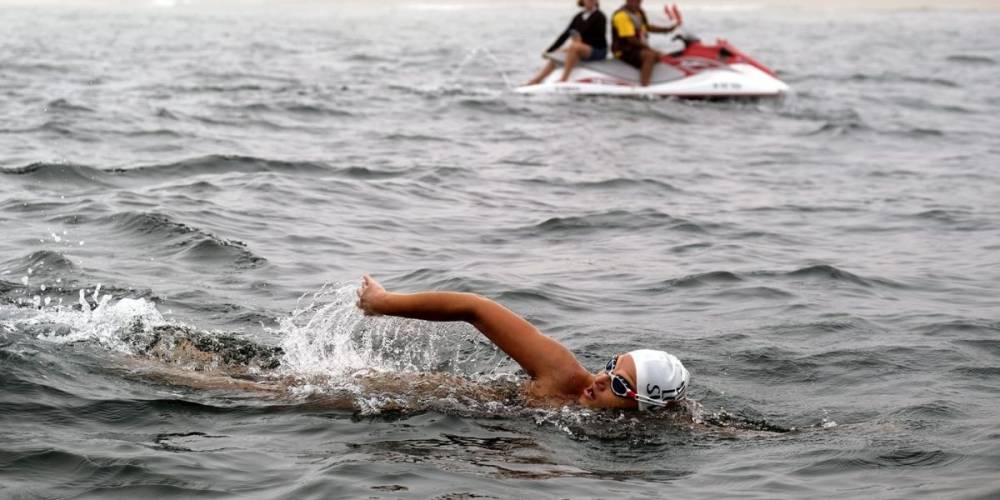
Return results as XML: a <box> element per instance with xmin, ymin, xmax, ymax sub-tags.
<box><xmin>578</xmin><ymin>353</ymin><xmax>639</xmax><ymax>410</ymax></box>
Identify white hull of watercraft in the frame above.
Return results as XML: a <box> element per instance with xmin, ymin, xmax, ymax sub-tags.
<box><xmin>516</xmin><ymin>62</ymin><xmax>789</xmax><ymax>98</ymax></box>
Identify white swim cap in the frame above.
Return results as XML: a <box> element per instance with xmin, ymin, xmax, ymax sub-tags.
<box><xmin>628</xmin><ymin>349</ymin><xmax>690</xmax><ymax>411</ymax></box>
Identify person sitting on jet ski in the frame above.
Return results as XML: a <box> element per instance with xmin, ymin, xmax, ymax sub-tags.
<box><xmin>612</xmin><ymin>0</ymin><xmax>681</xmax><ymax>86</ymax></box>
<box><xmin>525</xmin><ymin>0</ymin><xmax>608</xmax><ymax>85</ymax></box>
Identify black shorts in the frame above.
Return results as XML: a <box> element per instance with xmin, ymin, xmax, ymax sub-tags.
<box><xmin>618</xmin><ymin>47</ymin><xmax>644</xmax><ymax>69</ymax></box>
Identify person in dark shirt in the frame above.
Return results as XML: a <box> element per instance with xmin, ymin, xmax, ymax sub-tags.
<box><xmin>526</xmin><ymin>0</ymin><xmax>608</xmax><ymax>85</ymax></box>
<box><xmin>611</xmin><ymin>0</ymin><xmax>681</xmax><ymax>86</ymax></box>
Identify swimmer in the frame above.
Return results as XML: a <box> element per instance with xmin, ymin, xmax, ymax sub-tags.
<box><xmin>356</xmin><ymin>275</ymin><xmax>689</xmax><ymax>411</ymax></box>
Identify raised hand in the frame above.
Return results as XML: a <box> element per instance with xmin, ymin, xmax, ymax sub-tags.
<box><xmin>665</xmin><ymin>4</ymin><xmax>683</xmax><ymax>28</ymax></box>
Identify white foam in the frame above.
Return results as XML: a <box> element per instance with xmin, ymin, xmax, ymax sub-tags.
<box><xmin>23</xmin><ymin>288</ymin><xmax>166</xmax><ymax>352</ymax></box>
<box><xmin>274</xmin><ymin>282</ymin><xmax>505</xmax><ymax>381</ymax></box>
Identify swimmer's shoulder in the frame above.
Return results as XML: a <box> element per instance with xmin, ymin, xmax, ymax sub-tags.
<box><xmin>522</xmin><ymin>372</ymin><xmax>587</xmax><ymax>407</ymax></box>
<box><xmin>522</xmin><ymin>381</ymin><xmax>574</xmax><ymax>408</ymax></box>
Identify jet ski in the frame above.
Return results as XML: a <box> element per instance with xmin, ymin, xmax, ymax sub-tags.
<box><xmin>516</xmin><ymin>7</ymin><xmax>789</xmax><ymax>98</ymax></box>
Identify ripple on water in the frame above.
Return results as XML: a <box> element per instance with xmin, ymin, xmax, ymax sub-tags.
<box><xmin>918</xmin><ymin>320</ymin><xmax>1000</xmax><ymax>339</ymax></box>
<box><xmin>1</xmin><ymin>250</ymin><xmax>77</xmax><ymax>277</ymax></box>
<box><xmin>113</xmin><ymin>155</ymin><xmax>331</xmax><ymax>179</ymax></box>
<box><xmin>96</xmin><ymin>211</ymin><xmax>267</xmax><ymax>270</ymax></box>
<box><xmin>793</xmin><ymin>446</ymin><xmax>967</xmax><ymax>477</ymax></box>
<box><xmin>523</xmin><ymin>209</ymin><xmax>696</xmax><ymax>236</ymax></box>
<box><xmin>1</xmin><ymin>162</ymin><xmax>116</xmax><ymax>188</ymax></box>
<box><xmin>953</xmin><ymin>338</ymin><xmax>1000</xmax><ymax>358</ymax></box>
<box><xmin>888</xmin><ymin>400</ymin><xmax>968</xmax><ymax>432</ymax></box>
<box><xmin>727</xmin><ymin>347</ymin><xmax>819</xmax><ymax>384</ymax></box>
<box><xmin>774</xmin><ymin>264</ymin><xmax>906</xmax><ymax>289</ymax></box>
<box><xmin>945</xmin><ymin>54</ymin><xmax>996</xmax><ymax>65</ymax></box>
<box><xmin>0</xmin><ymin>447</ymin><xmax>230</xmax><ymax>497</ymax></box>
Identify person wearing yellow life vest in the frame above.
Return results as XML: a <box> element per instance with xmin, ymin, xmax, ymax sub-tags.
<box><xmin>611</xmin><ymin>0</ymin><xmax>681</xmax><ymax>86</ymax></box>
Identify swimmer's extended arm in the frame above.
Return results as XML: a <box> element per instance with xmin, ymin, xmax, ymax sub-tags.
<box><xmin>356</xmin><ymin>275</ymin><xmax>585</xmax><ymax>382</ymax></box>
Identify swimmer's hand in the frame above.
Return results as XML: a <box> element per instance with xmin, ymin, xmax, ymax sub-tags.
<box><xmin>356</xmin><ymin>274</ymin><xmax>387</xmax><ymax>316</ymax></box>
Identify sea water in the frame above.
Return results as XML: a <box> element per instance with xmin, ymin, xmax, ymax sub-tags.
<box><xmin>1</xmin><ymin>2</ymin><xmax>999</xmax><ymax>499</ymax></box>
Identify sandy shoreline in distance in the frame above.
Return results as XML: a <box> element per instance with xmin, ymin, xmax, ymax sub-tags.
<box><xmin>2</xmin><ymin>0</ymin><xmax>998</xmax><ymax>10</ymax></box>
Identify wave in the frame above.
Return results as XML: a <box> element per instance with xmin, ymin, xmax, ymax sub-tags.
<box><xmin>769</xmin><ymin>317</ymin><xmax>878</xmax><ymax>337</ymax></box>
<box><xmin>3</xmin><ymin>155</ymin><xmax>340</xmax><ymax>187</ymax></box>
<box><xmin>385</xmin><ymin>82</ymin><xmax>495</xmax><ymax>99</ymax></box>
<box><xmin>845</xmin><ymin>72</ymin><xmax>960</xmax><ymax>88</ymax></box>
<box><xmin>344</xmin><ymin>52</ymin><xmax>394</xmax><ymax>63</ymax></box>
<box><xmin>524</xmin><ymin>209</ymin><xmax>698</xmax><ymax>235</ymax></box>
<box><xmin>709</xmin><ymin>286</ymin><xmax>795</xmax><ymax>300</ymax></box>
<box><xmin>0</xmin><ymin>251</ymin><xmax>80</xmax><ymax>306</ymax></box>
<box><xmin>521</xmin><ymin>176</ymin><xmax>680</xmax><ymax>193</ymax></box>
<box><xmin>646</xmin><ymin>265</ymin><xmax>902</xmax><ymax>294</ymax></box>
<box><xmin>0</xmin><ymin>250</ymin><xmax>77</xmax><ymax>278</ymax></box>
<box><xmin>889</xmin><ymin>127</ymin><xmax>946</xmax><ymax>138</ymax></box>
<box><xmin>795</xmin><ymin>447</ymin><xmax>966</xmax><ymax>475</ymax></box>
<box><xmin>186</xmin><ymin>113</ymin><xmax>298</xmax><ymax>131</ymax></box>
<box><xmin>457</xmin><ymin>97</ymin><xmax>539</xmax><ymax>117</ymax></box>
<box><xmin>805</xmin><ymin>348</ymin><xmax>916</xmax><ymax>379</ymax></box>
<box><xmin>889</xmin><ymin>400</ymin><xmax>967</xmax><ymax>421</ymax></box>
<box><xmin>0</xmin><ymin>280</ymin><xmax>21</xmax><ymax>303</ymax></box>
<box><xmin>728</xmin><ymin>346</ymin><xmax>819</xmax><ymax>383</ymax></box>
<box><xmin>94</xmin><ymin>211</ymin><xmax>266</xmax><ymax>270</ymax></box>
<box><xmin>167</xmin><ymin>82</ymin><xmax>269</xmax><ymax>93</ymax></box>
<box><xmin>0</xmin><ymin>162</ymin><xmax>117</xmax><ymax>187</ymax></box>
<box><xmin>661</xmin><ymin>271</ymin><xmax>744</xmax><ymax>289</ymax></box>
<box><xmin>43</xmin><ymin>98</ymin><xmax>94</xmax><ymax>113</ymax></box>
<box><xmin>747</xmin><ymin>203</ymin><xmax>864</xmax><ymax>214</ymax></box>
<box><xmin>120</xmin><ymin>128</ymin><xmax>186</xmax><ymax>139</ymax></box>
<box><xmin>905</xmin><ymin>209</ymin><xmax>986</xmax><ymax>231</ymax></box>
<box><xmin>945</xmin><ymin>54</ymin><xmax>996</xmax><ymax>65</ymax></box>
<box><xmin>802</xmin><ymin>118</ymin><xmax>869</xmax><ymax>137</ymax></box>
<box><xmin>784</xmin><ymin>264</ymin><xmax>872</xmax><ymax>286</ymax></box>
<box><xmin>953</xmin><ymin>337</ymin><xmax>1000</xmax><ymax>357</ymax></box>
<box><xmin>216</xmin><ymin>101</ymin><xmax>356</xmax><ymax>118</ymax></box>
<box><xmin>885</xmin><ymin>95</ymin><xmax>975</xmax><ymax>114</ymax></box>
<box><xmin>951</xmin><ymin>366</ymin><xmax>1000</xmax><ymax>378</ymax></box>
<box><xmin>0</xmin><ymin>444</ymin><xmax>242</xmax><ymax>497</ymax></box>
<box><xmin>0</xmin><ymin>119</ymin><xmax>96</xmax><ymax>138</ymax></box>
<box><xmin>383</xmin><ymin>132</ymin><xmax>454</xmax><ymax>143</ymax></box>
<box><xmin>778</xmin><ymin>264</ymin><xmax>905</xmax><ymax>289</ymax></box>
<box><xmin>0</xmin><ymin>61</ymin><xmax>69</xmax><ymax>74</ymax></box>
<box><xmin>114</xmin><ymin>155</ymin><xmax>332</xmax><ymax>178</ymax></box>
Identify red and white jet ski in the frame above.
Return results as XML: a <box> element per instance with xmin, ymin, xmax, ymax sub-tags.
<box><xmin>516</xmin><ymin>6</ymin><xmax>789</xmax><ymax>98</ymax></box>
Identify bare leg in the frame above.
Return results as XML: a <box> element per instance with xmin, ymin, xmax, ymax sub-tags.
<box><xmin>640</xmin><ymin>48</ymin><xmax>660</xmax><ymax>87</ymax></box>
<box><xmin>526</xmin><ymin>60</ymin><xmax>558</xmax><ymax>86</ymax></box>
<box><xmin>559</xmin><ymin>40</ymin><xmax>592</xmax><ymax>82</ymax></box>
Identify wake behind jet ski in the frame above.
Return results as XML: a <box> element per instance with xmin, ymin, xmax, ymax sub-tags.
<box><xmin>517</xmin><ymin>4</ymin><xmax>789</xmax><ymax>98</ymax></box>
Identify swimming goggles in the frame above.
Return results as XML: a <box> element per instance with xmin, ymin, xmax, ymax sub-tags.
<box><xmin>605</xmin><ymin>354</ymin><xmax>685</xmax><ymax>407</ymax></box>
<box><xmin>605</xmin><ymin>354</ymin><xmax>639</xmax><ymax>399</ymax></box>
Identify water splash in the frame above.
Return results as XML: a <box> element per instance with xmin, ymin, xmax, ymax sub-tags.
<box><xmin>450</xmin><ymin>47</ymin><xmax>514</xmax><ymax>90</ymax></box>
<box><xmin>274</xmin><ymin>282</ymin><xmax>507</xmax><ymax>380</ymax></box>
<box><xmin>16</xmin><ymin>287</ymin><xmax>166</xmax><ymax>352</ymax></box>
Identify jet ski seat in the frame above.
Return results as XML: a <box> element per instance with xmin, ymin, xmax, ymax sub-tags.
<box><xmin>544</xmin><ymin>52</ymin><xmax>686</xmax><ymax>84</ymax></box>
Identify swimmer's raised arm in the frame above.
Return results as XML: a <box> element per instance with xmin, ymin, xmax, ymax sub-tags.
<box><xmin>356</xmin><ymin>275</ymin><xmax>587</xmax><ymax>385</ymax></box>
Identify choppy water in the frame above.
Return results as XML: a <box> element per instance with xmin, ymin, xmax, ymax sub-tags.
<box><xmin>2</xmin><ymin>2</ymin><xmax>1000</xmax><ymax>499</ymax></box>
